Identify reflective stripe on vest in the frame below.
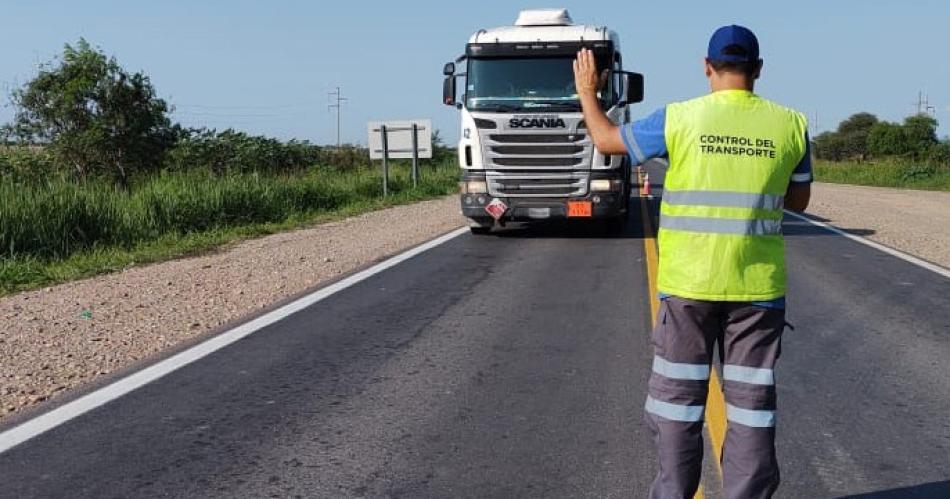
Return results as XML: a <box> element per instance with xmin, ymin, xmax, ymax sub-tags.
<box><xmin>660</xmin><ymin>214</ymin><xmax>783</xmax><ymax>236</ymax></box>
<box><xmin>658</xmin><ymin>90</ymin><xmax>808</xmax><ymax>301</ymax></box>
<box><xmin>663</xmin><ymin>190</ymin><xmax>785</xmax><ymax>211</ymax></box>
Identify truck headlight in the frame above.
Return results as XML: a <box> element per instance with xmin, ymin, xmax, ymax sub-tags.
<box><xmin>460</xmin><ymin>180</ymin><xmax>488</xmax><ymax>194</ymax></box>
<box><xmin>590</xmin><ymin>179</ymin><xmax>621</xmax><ymax>192</ymax></box>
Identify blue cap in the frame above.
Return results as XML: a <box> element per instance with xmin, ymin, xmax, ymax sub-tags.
<box><xmin>707</xmin><ymin>25</ymin><xmax>760</xmax><ymax>63</ymax></box>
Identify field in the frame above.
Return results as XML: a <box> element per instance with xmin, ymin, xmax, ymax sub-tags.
<box><xmin>814</xmin><ymin>159</ymin><xmax>950</xmax><ymax>191</ymax></box>
<box><xmin>0</xmin><ymin>161</ymin><xmax>458</xmax><ymax>295</ymax></box>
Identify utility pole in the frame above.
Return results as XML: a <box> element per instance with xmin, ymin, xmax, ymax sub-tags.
<box><xmin>916</xmin><ymin>91</ymin><xmax>937</xmax><ymax>117</ymax></box>
<box><xmin>328</xmin><ymin>86</ymin><xmax>347</xmax><ymax>148</ymax></box>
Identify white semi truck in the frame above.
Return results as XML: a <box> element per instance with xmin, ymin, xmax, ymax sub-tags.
<box><xmin>442</xmin><ymin>9</ymin><xmax>644</xmax><ymax>234</ymax></box>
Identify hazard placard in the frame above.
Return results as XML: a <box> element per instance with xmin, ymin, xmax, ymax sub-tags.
<box><xmin>567</xmin><ymin>201</ymin><xmax>592</xmax><ymax>217</ymax></box>
<box><xmin>485</xmin><ymin>199</ymin><xmax>508</xmax><ymax>220</ymax></box>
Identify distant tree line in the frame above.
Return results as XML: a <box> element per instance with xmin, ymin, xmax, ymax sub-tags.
<box><xmin>813</xmin><ymin>111</ymin><xmax>950</xmax><ymax>164</ymax></box>
<box><xmin>1</xmin><ymin>39</ymin><xmax>452</xmax><ymax>186</ymax></box>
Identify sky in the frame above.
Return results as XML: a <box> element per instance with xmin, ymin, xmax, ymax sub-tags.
<box><xmin>2</xmin><ymin>1</ymin><xmax>949</xmax><ymax>144</ymax></box>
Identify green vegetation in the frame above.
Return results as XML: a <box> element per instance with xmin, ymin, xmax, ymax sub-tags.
<box><xmin>812</xmin><ymin>111</ymin><xmax>949</xmax><ymax>190</ymax></box>
<box><xmin>0</xmin><ymin>161</ymin><xmax>457</xmax><ymax>294</ymax></box>
<box><xmin>814</xmin><ymin>159</ymin><xmax>950</xmax><ymax>191</ymax></box>
<box><xmin>0</xmin><ymin>40</ymin><xmax>459</xmax><ymax>295</ymax></box>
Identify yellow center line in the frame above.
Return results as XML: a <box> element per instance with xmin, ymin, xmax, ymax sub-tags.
<box><xmin>638</xmin><ymin>169</ymin><xmax>726</xmax><ymax>498</ymax></box>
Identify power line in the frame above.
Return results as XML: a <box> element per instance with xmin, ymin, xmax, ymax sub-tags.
<box><xmin>328</xmin><ymin>86</ymin><xmax>347</xmax><ymax>148</ymax></box>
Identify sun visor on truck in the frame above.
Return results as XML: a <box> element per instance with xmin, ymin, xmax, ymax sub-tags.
<box><xmin>466</xmin><ymin>41</ymin><xmax>613</xmax><ymax>58</ymax></box>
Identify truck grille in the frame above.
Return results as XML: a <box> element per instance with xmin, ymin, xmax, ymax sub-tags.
<box><xmin>488</xmin><ymin>172</ymin><xmax>589</xmax><ymax>198</ymax></box>
<box><xmin>489</xmin><ymin>134</ymin><xmax>585</xmax><ymax>143</ymax></box>
<box><xmin>491</xmin><ymin>145</ymin><xmax>584</xmax><ymax>155</ymax></box>
<box><xmin>493</xmin><ymin>157</ymin><xmax>582</xmax><ymax>167</ymax></box>
<box><xmin>485</xmin><ymin>131</ymin><xmax>591</xmax><ymax>171</ymax></box>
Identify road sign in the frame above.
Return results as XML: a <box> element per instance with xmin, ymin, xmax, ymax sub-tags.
<box><xmin>367</xmin><ymin>120</ymin><xmax>433</xmax><ymax>159</ymax></box>
<box><xmin>367</xmin><ymin>119</ymin><xmax>433</xmax><ymax>195</ymax></box>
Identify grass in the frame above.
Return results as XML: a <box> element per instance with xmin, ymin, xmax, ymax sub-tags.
<box><xmin>0</xmin><ymin>161</ymin><xmax>458</xmax><ymax>295</ymax></box>
<box><xmin>814</xmin><ymin>159</ymin><xmax>950</xmax><ymax>191</ymax></box>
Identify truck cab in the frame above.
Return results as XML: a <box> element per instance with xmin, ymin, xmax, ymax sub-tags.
<box><xmin>443</xmin><ymin>9</ymin><xmax>644</xmax><ymax>233</ymax></box>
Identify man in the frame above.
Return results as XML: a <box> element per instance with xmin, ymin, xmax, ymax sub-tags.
<box><xmin>573</xmin><ymin>25</ymin><xmax>811</xmax><ymax>498</ymax></box>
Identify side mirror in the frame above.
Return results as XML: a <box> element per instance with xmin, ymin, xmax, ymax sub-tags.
<box><xmin>443</xmin><ymin>62</ymin><xmax>456</xmax><ymax>76</ymax></box>
<box><xmin>618</xmin><ymin>71</ymin><xmax>644</xmax><ymax>106</ymax></box>
<box><xmin>443</xmin><ymin>76</ymin><xmax>457</xmax><ymax>107</ymax></box>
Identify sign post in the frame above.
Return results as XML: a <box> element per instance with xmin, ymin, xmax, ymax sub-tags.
<box><xmin>411</xmin><ymin>123</ymin><xmax>419</xmax><ymax>188</ymax></box>
<box><xmin>367</xmin><ymin>119</ymin><xmax>433</xmax><ymax>196</ymax></box>
<box><xmin>380</xmin><ymin>124</ymin><xmax>390</xmax><ymax>196</ymax></box>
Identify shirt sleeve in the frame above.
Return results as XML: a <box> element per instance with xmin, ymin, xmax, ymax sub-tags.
<box><xmin>619</xmin><ymin>107</ymin><xmax>668</xmax><ymax>165</ymax></box>
<box><xmin>790</xmin><ymin>132</ymin><xmax>813</xmax><ymax>184</ymax></box>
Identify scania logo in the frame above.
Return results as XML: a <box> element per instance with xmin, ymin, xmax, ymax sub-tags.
<box><xmin>508</xmin><ymin>117</ymin><xmax>566</xmax><ymax>129</ymax></box>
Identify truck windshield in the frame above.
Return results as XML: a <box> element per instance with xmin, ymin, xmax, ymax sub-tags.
<box><xmin>466</xmin><ymin>57</ymin><xmax>614</xmax><ymax>112</ymax></box>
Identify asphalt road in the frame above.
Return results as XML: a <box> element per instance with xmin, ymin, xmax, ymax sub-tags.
<box><xmin>1</xmin><ymin>160</ymin><xmax>948</xmax><ymax>498</ymax></box>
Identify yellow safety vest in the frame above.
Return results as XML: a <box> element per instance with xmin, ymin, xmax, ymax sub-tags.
<box><xmin>659</xmin><ymin>89</ymin><xmax>808</xmax><ymax>301</ymax></box>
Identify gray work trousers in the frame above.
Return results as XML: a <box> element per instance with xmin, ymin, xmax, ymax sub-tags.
<box><xmin>646</xmin><ymin>296</ymin><xmax>785</xmax><ymax>499</ymax></box>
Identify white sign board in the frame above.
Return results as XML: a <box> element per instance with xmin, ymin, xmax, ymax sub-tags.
<box><xmin>367</xmin><ymin>119</ymin><xmax>433</xmax><ymax>159</ymax></box>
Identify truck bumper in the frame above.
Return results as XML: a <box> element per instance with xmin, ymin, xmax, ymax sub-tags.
<box><xmin>460</xmin><ymin>171</ymin><xmax>628</xmax><ymax>224</ymax></box>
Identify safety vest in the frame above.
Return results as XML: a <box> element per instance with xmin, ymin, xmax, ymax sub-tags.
<box><xmin>659</xmin><ymin>89</ymin><xmax>808</xmax><ymax>301</ymax></box>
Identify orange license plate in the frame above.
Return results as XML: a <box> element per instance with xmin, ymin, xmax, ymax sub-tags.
<box><xmin>567</xmin><ymin>201</ymin><xmax>592</xmax><ymax>217</ymax></box>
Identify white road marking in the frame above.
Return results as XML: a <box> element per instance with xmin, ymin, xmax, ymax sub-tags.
<box><xmin>785</xmin><ymin>210</ymin><xmax>950</xmax><ymax>279</ymax></box>
<box><xmin>0</xmin><ymin>227</ymin><xmax>470</xmax><ymax>455</ymax></box>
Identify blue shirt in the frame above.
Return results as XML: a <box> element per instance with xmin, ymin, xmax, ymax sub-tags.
<box><xmin>625</xmin><ymin>106</ymin><xmax>811</xmax><ymax>309</ymax></box>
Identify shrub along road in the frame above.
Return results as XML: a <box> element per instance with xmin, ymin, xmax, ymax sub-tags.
<box><xmin>1</xmin><ymin>160</ymin><xmax>948</xmax><ymax>497</ymax></box>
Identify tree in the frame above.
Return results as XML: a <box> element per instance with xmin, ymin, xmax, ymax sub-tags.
<box><xmin>4</xmin><ymin>39</ymin><xmax>176</xmax><ymax>184</ymax></box>
<box><xmin>837</xmin><ymin>112</ymin><xmax>879</xmax><ymax>135</ymax></box>
<box><xmin>902</xmin><ymin>114</ymin><xmax>938</xmax><ymax>157</ymax></box>
<box><xmin>813</xmin><ymin>131</ymin><xmax>847</xmax><ymax>161</ymax></box>
<box><xmin>836</xmin><ymin>112</ymin><xmax>878</xmax><ymax>160</ymax></box>
<box><xmin>867</xmin><ymin>122</ymin><xmax>910</xmax><ymax>157</ymax></box>
<box><xmin>812</xmin><ymin>112</ymin><xmax>879</xmax><ymax>161</ymax></box>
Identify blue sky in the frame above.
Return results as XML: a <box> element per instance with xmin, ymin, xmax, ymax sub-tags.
<box><xmin>2</xmin><ymin>1</ymin><xmax>948</xmax><ymax>144</ymax></box>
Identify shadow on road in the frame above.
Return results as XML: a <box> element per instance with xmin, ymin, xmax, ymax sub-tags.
<box><xmin>783</xmin><ymin>218</ymin><xmax>877</xmax><ymax>237</ymax></box>
<box><xmin>835</xmin><ymin>480</ymin><xmax>950</xmax><ymax>498</ymax></box>
<box><xmin>492</xmin><ymin>217</ymin><xmax>646</xmax><ymax>240</ymax></box>
<box><xmin>487</xmin><ymin>199</ymin><xmax>649</xmax><ymax>239</ymax></box>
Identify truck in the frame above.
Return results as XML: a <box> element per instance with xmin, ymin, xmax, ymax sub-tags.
<box><xmin>442</xmin><ymin>9</ymin><xmax>644</xmax><ymax>234</ymax></box>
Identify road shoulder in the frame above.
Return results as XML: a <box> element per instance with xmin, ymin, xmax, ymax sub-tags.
<box><xmin>807</xmin><ymin>182</ymin><xmax>950</xmax><ymax>269</ymax></box>
<box><xmin>1</xmin><ymin>195</ymin><xmax>465</xmax><ymax>420</ymax></box>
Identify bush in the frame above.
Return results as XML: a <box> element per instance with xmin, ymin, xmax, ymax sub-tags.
<box><xmin>867</xmin><ymin>122</ymin><xmax>911</xmax><ymax>157</ymax></box>
<box><xmin>928</xmin><ymin>141</ymin><xmax>950</xmax><ymax>164</ymax></box>
<box><xmin>164</xmin><ymin>129</ymin><xmax>323</xmax><ymax>174</ymax></box>
<box><xmin>0</xmin><ymin>147</ymin><xmax>64</xmax><ymax>183</ymax></box>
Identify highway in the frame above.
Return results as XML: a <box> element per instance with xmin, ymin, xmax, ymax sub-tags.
<box><xmin>0</xmin><ymin>160</ymin><xmax>948</xmax><ymax>498</ymax></box>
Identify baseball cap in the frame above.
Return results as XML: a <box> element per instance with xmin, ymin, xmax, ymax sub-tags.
<box><xmin>707</xmin><ymin>25</ymin><xmax>760</xmax><ymax>63</ymax></box>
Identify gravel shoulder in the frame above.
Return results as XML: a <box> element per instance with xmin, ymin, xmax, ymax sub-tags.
<box><xmin>1</xmin><ymin>195</ymin><xmax>465</xmax><ymax>420</ymax></box>
<box><xmin>807</xmin><ymin>183</ymin><xmax>950</xmax><ymax>269</ymax></box>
